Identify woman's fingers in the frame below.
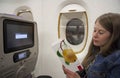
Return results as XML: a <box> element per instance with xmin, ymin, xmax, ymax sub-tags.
<box><xmin>62</xmin><ymin>65</ymin><xmax>80</xmax><ymax>78</ymax></box>
<box><xmin>62</xmin><ymin>65</ymin><xmax>66</xmax><ymax>74</ymax></box>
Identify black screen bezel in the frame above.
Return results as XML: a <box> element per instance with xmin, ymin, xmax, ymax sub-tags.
<box><xmin>3</xmin><ymin>19</ymin><xmax>34</xmax><ymax>53</ymax></box>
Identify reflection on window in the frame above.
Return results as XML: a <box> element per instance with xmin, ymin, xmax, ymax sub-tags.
<box><xmin>66</xmin><ymin>18</ymin><xmax>84</xmax><ymax>45</ymax></box>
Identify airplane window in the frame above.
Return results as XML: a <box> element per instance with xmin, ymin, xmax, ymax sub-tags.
<box><xmin>66</xmin><ymin>18</ymin><xmax>84</xmax><ymax>45</ymax></box>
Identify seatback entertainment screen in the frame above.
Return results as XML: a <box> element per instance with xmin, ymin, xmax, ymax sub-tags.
<box><xmin>3</xmin><ymin>19</ymin><xmax>34</xmax><ymax>53</ymax></box>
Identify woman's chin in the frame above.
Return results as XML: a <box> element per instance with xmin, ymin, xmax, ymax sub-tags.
<box><xmin>93</xmin><ymin>43</ymin><xmax>101</xmax><ymax>47</ymax></box>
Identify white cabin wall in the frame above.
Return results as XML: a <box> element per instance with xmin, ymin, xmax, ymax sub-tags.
<box><xmin>0</xmin><ymin>0</ymin><xmax>120</xmax><ymax>78</ymax></box>
<box><xmin>34</xmin><ymin>0</ymin><xmax>67</xmax><ymax>78</ymax></box>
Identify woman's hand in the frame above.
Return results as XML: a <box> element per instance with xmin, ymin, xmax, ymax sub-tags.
<box><xmin>62</xmin><ymin>65</ymin><xmax>81</xmax><ymax>78</ymax></box>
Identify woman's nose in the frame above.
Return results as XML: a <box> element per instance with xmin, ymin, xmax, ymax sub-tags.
<box><xmin>93</xmin><ymin>32</ymin><xmax>98</xmax><ymax>38</ymax></box>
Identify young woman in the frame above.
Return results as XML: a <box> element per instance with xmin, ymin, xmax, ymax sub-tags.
<box><xmin>63</xmin><ymin>13</ymin><xmax>120</xmax><ymax>78</ymax></box>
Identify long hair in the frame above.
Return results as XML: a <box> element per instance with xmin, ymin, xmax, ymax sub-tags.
<box><xmin>82</xmin><ymin>13</ymin><xmax>120</xmax><ymax>68</ymax></box>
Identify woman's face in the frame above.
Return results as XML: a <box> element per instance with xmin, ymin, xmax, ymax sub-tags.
<box><xmin>92</xmin><ymin>21</ymin><xmax>111</xmax><ymax>47</ymax></box>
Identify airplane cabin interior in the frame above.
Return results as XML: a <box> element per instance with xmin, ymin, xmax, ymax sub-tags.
<box><xmin>0</xmin><ymin>0</ymin><xmax>119</xmax><ymax>78</ymax></box>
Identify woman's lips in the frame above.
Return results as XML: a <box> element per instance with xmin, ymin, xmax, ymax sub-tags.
<box><xmin>93</xmin><ymin>39</ymin><xmax>99</xmax><ymax>43</ymax></box>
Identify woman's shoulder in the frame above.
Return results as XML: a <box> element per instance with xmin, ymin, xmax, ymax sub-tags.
<box><xmin>104</xmin><ymin>50</ymin><xmax>120</xmax><ymax>69</ymax></box>
<box><xmin>106</xmin><ymin>50</ymin><xmax>120</xmax><ymax>61</ymax></box>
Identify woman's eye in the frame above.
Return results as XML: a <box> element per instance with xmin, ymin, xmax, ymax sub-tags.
<box><xmin>99</xmin><ymin>30</ymin><xmax>104</xmax><ymax>34</ymax></box>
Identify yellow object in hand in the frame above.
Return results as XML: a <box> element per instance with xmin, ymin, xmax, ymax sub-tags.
<box><xmin>62</xmin><ymin>49</ymin><xmax>77</xmax><ymax>63</ymax></box>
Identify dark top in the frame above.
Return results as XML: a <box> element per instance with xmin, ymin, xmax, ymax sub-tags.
<box><xmin>86</xmin><ymin>50</ymin><xmax>120</xmax><ymax>78</ymax></box>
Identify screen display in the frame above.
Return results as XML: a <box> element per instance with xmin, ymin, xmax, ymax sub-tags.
<box><xmin>3</xmin><ymin>19</ymin><xmax>34</xmax><ymax>53</ymax></box>
<box><xmin>18</xmin><ymin>52</ymin><xmax>27</xmax><ymax>60</ymax></box>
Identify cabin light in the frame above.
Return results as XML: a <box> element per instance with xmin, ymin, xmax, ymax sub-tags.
<box><xmin>69</xmin><ymin>9</ymin><xmax>77</xmax><ymax>12</ymax></box>
<box><xmin>18</xmin><ymin>10</ymin><xmax>23</xmax><ymax>13</ymax></box>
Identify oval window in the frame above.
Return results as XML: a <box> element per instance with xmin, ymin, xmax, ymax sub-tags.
<box><xmin>66</xmin><ymin>18</ymin><xmax>84</xmax><ymax>45</ymax></box>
